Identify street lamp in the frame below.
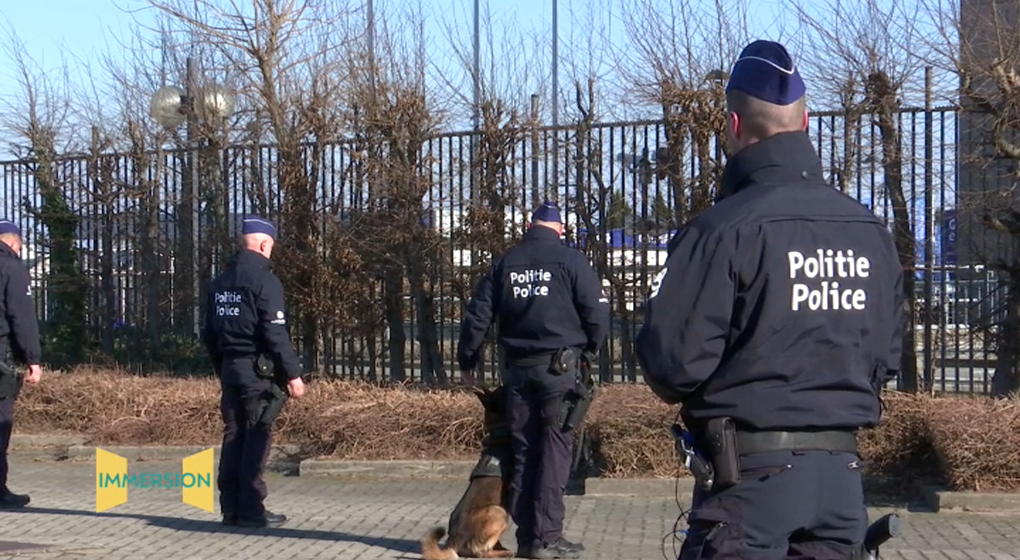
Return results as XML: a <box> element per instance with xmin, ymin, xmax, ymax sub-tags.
<box><xmin>148</xmin><ymin>58</ymin><xmax>236</xmax><ymax>340</ymax></box>
<box><xmin>149</xmin><ymin>84</ymin><xmax>236</xmax><ymax>128</ymax></box>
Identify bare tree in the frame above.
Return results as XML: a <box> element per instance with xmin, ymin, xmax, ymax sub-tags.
<box><xmin>146</xmin><ymin>0</ymin><xmax>358</xmax><ymax>374</ymax></box>
<box><xmin>908</xmin><ymin>0</ymin><xmax>1020</xmax><ymax>396</ymax></box>
<box><xmin>0</xmin><ymin>26</ymin><xmax>89</xmax><ymax>367</ymax></box>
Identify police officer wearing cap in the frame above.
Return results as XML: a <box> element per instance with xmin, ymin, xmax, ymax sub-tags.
<box><xmin>0</xmin><ymin>219</ymin><xmax>42</xmax><ymax>509</ymax></box>
<box><xmin>457</xmin><ymin>201</ymin><xmax>610</xmax><ymax>559</ymax></box>
<box><xmin>636</xmin><ymin>40</ymin><xmax>904</xmax><ymax>559</ymax></box>
<box><xmin>202</xmin><ymin>215</ymin><xmax>306</xmax><ymax>528</ymax></box>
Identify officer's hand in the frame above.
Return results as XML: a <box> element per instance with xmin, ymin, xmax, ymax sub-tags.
<box><xmin>287</xmin><ymin>377</ymin><xmax>306</xmax><ymax>398</ymax></box>
<box><xmin>24</xmin><ymin>364</ymin><xmax>42</xmax><ymax>385</ymax></box>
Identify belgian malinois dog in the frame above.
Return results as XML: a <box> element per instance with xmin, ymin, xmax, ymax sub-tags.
<box><xmin>420</xmin><ymin>385</ymin><xmax>514</xmax><ymax>559</ymax></box>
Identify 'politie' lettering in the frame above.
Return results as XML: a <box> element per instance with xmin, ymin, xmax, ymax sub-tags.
<box><xmin>509</xmin><ymin>269</ymin><xmax>553</xmax><ymax>299</ymax></box>
<box><xmin>215</xmin><ymin>291</ymin><xmax>243</xmax><ymax>316</ymax></box>
<box><xmin>788</xmin><ymin>249</ymin><xmax>870</xmax><ymax>311</ymax></box>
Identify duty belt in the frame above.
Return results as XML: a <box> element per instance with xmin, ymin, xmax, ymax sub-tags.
<box><xmin>735</xmin><ymin>430</ymin><xmax>857</xmax><ymax>456</ymax></box>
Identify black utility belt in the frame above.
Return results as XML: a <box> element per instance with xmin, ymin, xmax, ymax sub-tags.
<box><xmin>692</xmin><ymin>418</ymin><xmax>858</xmax><ymax>491</ymax></box>
<box><xmin>735</xmin><ymin>429</ymin><xmax>858</xmax><ymax>456</ymax></box>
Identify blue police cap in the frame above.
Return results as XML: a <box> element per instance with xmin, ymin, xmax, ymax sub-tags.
<box><xmin>241</xmin><ymin>215</ymin><xmax>277</xmax><ymax>239</ymax></box>
<box><xmin>531</xmin><ymin>201</ymin><xmax>562</xmax><ymax>223</ymax></box>
<box><xmin>0</xmin><ymin>219</ymin><xmax>21</xmax><ymax>237</ymax></box>
<box><xmin>726</xmin><ymin>40</ymin><xmax>806</xmax><ymax>106</ymax></box>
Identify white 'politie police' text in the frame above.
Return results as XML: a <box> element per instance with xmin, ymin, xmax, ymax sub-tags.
<box><xmin>215</xmin><ymin>291</ymin><xmax>243</xmax><ymax>316</ymax></box>
<box><xmin>510</xmin><ymin>269</ymin><xmax>552</xmax><ymax>299</ymax></box>
<box><xmin>788</xmin><ymin>249</ymin><xmax>869</xmax><ymax>311</ymax></box>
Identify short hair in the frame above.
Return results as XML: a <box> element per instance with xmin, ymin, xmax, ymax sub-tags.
<box><xmin>725</xmin><ymin>89</ymin><xmax>806</xmax><ymax>140</ymax></box>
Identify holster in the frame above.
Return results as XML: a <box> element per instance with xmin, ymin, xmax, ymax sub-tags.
<box><xmin>671</xmin><ymin>424</ymin><xmax>715</xmax><ymax>490</ymax></box>
<box><xmin>550</xmin><ymin>347</ymin><xmax>581</xmax><ymax>376</ymax></box>
<box><xmin>0</xmin><ymin>362</ymin><xmax>24</xmax><ymax>401</ymax></box>
<box><xmin>704</xmin><ymin>417</ymin><xmax>741</xmax><ymax>490</ymax></box>
<box><xmin>247</xmin><ymin>356</ymin><xmax>290</xmax><ymax>429</ymax></box>
<box><xmin>562</xmin><ymin>351</ymin><xmax>597</xmax><ymax>431</ymax></box>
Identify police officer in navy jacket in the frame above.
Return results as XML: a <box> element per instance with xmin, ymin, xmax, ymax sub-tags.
<box><xmin>0</xmin><ymin>219</ymin><xmax>43</xmax><ymax>509</ymax></box>
<box><xmin>636</xmin><ymin>41</ymin><xmax>904</xmax><ymax>559</ymax></box>
<box><xmin>203</xmin><ymin>216</ymin><xmax>306</xmax><ymax>528</ymax></box>
<box><xmin>457</xmin><ymin>202</ymin><xmax>610</xmax><ymax>559</ymax></box>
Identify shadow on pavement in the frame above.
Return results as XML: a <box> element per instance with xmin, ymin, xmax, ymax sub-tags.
<box><xmin>3</xmin><ymin>507</ymin><xmax>421</xmax><ymax>554</ymax></box>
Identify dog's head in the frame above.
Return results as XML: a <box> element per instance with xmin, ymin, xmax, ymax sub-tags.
<box><xmin>471</xmin><ymin>385</ymin><xmax>512</xmax><ymax>450</ymax></box>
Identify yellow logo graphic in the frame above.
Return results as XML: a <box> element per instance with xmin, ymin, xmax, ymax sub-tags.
<box><xmin>95</xmin><ymin>448</ymin><xmax>215</xmax><ymax>513</ymax></box>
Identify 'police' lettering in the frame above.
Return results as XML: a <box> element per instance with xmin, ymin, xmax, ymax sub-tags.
<box><xmin>788</xmin><ymin>250</ymin><xmax>869</xmax><ymax>311</ymax></box>
<box><xmin>215</xmin><ymin>291</ymin><xmax>243</xmax><ymax>317</ymax></box>
<box><xmin>509</xmin><ymin>269</ymin><xmax>553</xmax><ymax>299</ymax></box>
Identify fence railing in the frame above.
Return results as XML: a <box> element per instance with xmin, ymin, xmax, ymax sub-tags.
<box><xmin>0</xmin><ymin>105</ymin><xmax>1008</xmax><ymax>393</ymax></box>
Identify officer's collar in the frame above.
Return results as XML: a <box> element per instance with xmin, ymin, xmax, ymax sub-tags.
<box><xmin>0</xmin><ymin>242</ymin><xmax>18</xmax><ymax>260</ymax></box>
<box><xmin>717</xmin><ymin>131</ymin><xmax>825</xmax><ymax>202</ymax></box>
<box><xmin>523</xmin><ymin>225</ymin><xmax>563</xmax><ymax>242</ymax></box>
<box><xmin>235</xmin><ymin>248</ymin><xmax>273</xmax><ymax>269</ymax></box>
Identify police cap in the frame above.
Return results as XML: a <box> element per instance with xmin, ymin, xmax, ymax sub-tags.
<box><xmin>0</xmin><ymin>219</ymin><xmax>21</xmax><ymax>237</ymax></box>
<box><xmin>726</xmin><ymin>40</ymin><xmax>806</xmax><ymax>106</ymax></box>
<box><xmin>531</xmin><ymin>201</ymin><xmax>562</xmax><ymax>223</ymax></box>
<box><xmin>241</xmin><ymin>215</ymin><xmax>278</xmax><ymax>239</ymax></box>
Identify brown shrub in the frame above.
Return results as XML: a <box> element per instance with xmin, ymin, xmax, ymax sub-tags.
<box><xmin>280</xmin><ymin>381</ymin><xmax>486</xmax><ymax>460</ymax></box>
<box><xmin>923</xmin><ymin>394</ymin><xmax>1020</xmax><ymax>492</ymax></box>
<box><xmin>857</xmin><ymin>392</ymin><xmax>939</xmax><ymax>480</ymax></box>
<box><xmin>15</xmin><ymin>367</ymin><xmax>488</xmax><ymax>460</ymax></box>
<box><xmin>14</xmin><ymin>368</ymin><xmax>223</xmax><ymax>445</ymax></box>
<box><xmin>12</xmin><ymin>367</ymin><xmax>1019</xmax><ymax>489</ymax></box>
<box><xmin>586</xmin><ymin>384</ymin><xmax>683</xmax><ymax>478</ymax></box>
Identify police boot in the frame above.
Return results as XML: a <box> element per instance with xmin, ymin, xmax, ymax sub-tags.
<box><xmin>553</xmin><ymin>538</ymin><xmax>585</xmax><ymax>552</ymax></box>
<box><xmin>0</xmin><ymin>491</ymin><xmax>30</xmax><ymax>509</ymax></box>
<box><xmin>517</xmin><ymin>541</ymin><xmax>582</xmax><ymax>559</ymax></box>
<box><xmin>237</xmin><ymin>511</ymin><xmax>286</xmax><ymax>528</ymax></box>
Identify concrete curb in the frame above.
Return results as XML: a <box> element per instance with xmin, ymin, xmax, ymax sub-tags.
<box><xmin>299</xmin><ymin>459</ymin><xmax>476</xmax><ymax>480</ymax></box>
<box><xmin>63</xmin><ymin>444</ymin><xmax>307</xmax><ymax>463</ymax></box>
<box><xmin>917</xmin><ymin>483</ymin><xmax>1020</xmax><ymax>513</ymax></box>
<box><xmin>10</xmin><ymin>434</ymin><xmax>87</xmax><ymax>449</ymax></box>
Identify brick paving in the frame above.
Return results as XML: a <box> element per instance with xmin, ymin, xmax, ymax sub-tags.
<box><xmin>0</xmin><ymin>453</ymin><xmax>1017</xmax><ymax>559</ymax></box>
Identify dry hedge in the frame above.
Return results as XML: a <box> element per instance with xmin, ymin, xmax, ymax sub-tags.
<box><xmin>922</xmin><ymin>395</ymin><xmax>1020</xmax><ymax>492</ymax></box>
<box><xmin>12</xmin><ymin>368</ymin><xmax>1020</xmax><ymax>491</ymax></box>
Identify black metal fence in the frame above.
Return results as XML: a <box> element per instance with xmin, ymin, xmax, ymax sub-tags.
<box><xmin>0</xmin><ymin>105</ymin><xmax>1007</xmax><ymax>393</ymax></box>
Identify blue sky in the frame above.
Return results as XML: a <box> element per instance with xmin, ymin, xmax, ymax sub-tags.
<box><xmin>0</xmin><ymin>0</ymin><xmax>852</xmax><ymax>135</ymax></box>
<box><xmin>0</xmin><ymin>0</ymin><xmax>959</xmax><ymax>270</ymax></box>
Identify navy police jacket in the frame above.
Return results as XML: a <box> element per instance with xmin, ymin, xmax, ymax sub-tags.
<box><xmin>0</xmin><ymin>242</ymin><xmax>42</xmax><ymax>365</ymax></box>
<box><xmin>636</xmin><ymin>131</ymin><xmax>904</xmax><ymax>431</ymax></box>
<box><xmin>202</xmin><ymin>249</ymin><xmax>302</xmax><ymax>384</ymax></box>
<box><xmin>457</xmin><ymin>225</ymin><xmax>611</xmax><ymax>369</ymax></box>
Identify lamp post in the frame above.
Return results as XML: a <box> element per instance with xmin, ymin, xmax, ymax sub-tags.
<box><xmin>149</xmin><ymin>57</ymin><xmax>236</xmax><ymax>339</ymax></box>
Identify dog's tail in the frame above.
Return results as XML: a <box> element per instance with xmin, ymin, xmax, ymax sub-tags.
<box><xmin>420</xmin><ymin>527</ymin><xmax>459</xmax><ymax>560</ymax></box>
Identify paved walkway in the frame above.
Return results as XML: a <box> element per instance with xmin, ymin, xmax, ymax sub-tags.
<box><xmin>0</xmin><ymin>453</ymin><xmax>1017</xmax><ymax>559</ymax></box>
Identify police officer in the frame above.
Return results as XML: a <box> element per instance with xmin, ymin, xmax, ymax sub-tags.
<box><xmin>202</xmin><ymin>215</ymin><xmax>306</xmax><ymax>528</ymax></box>
<box><xmin>0</xmin><ymin>219</ymin><xmax>42</xmax><ymax>509</ymax></box>
<box><xmin>635</xmin><ymin>41</ymin><xmax>904</xmax><ymax>560</ymax></box>
<box><xmin>457</xmin><ymin>201</ymin><xmax>610</xmax><ymax>560</ymax></box>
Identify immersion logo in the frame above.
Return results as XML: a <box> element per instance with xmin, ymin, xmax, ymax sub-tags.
<box><xmin>95</xmin><ymin>448</ymin><xmax>215</xmax><ymax>513</ymax></box>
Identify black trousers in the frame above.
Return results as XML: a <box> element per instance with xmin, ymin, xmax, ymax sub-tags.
<box><xmin>679</xmin><ymin>449</ymin><xmax>867</xmax><ymax>560</ymax></box>
<box><xmin>217</xmin><ymin>380</ymin><xmax>274</xmax><ymax>521</ymax></box>
<box><xmin>0</xmin><ymin>397</ymin><xmax>12</xmax><ymax>494</ymax></box>
<box><xmin>504</xmin><ymin>360</ymin><xmax>577</xmax><ymax>550</ymax></box>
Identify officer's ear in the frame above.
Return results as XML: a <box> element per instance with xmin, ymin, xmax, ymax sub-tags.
<box><xmin>728</xmin><ymin>112</ymin><xmax>741</xmax><ymax>139</ymax></box>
